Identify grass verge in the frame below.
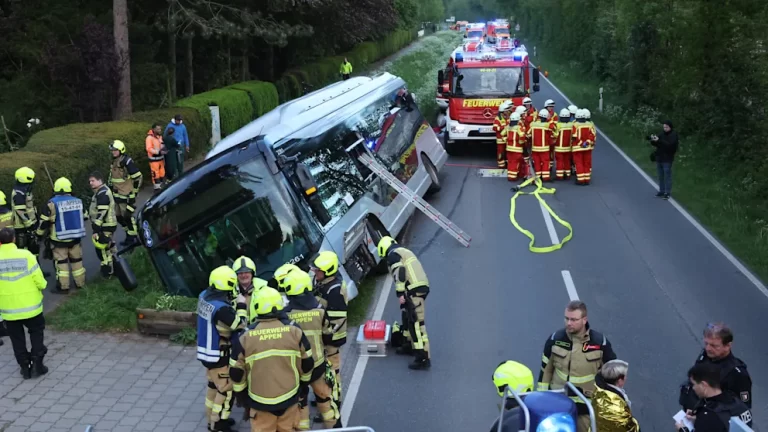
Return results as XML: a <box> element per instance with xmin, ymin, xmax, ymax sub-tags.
<box><xmin>348</xmin><ymin>277</ymin><xmax>379</xmax><ymax>328</ymax></box>
<box><xmin>531</xmin><ymin>46</ymin><xmax>768</xmax><ymax>282</ymax></box>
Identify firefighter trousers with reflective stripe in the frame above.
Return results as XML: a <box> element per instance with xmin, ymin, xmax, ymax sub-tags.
<box><xmin>250</xmin><ymin>404</ymin><xmax>299</xmax><ymax>432</ymax></box>
<box><xmin>5</xmin><ymin>312</ymin><xmax>46</xmax><ymax>366</ymax></box>
<box><xmin>573</xmin><ymin>150</ymin><xmax>593</xmax><ymax>184</ymax></box>
<box><xmin>326</xmin><ymin>346</ymin><xmax>342</xmax><ymax>402</ymax></box>
<box><xmin>92</xmin><ymin>233</ymin><xmax>116</xmax><ymax>277</ymax></box>
<box><xmin>205</xmin><ymin>366</ymin><xmax>234</xmax><ymax>428</ymax></box>
<box><xmin>506</xmin><ymin>151</ymin><xmax>524</xmax><ymax>181</ymax></box>
<box><xmin>531</xmin><ymin>150</ymin><xmax>551</xmax><ymax>181</ymax></box>
<box><xmin>115</xmin><ymin>198</ymin><xmax>138</xmax><ymax>237</ymax></box>
<box><xmin>404</xmin><ymin>296</ymin><xmax>430</xmax><ymax>358</ymax></box>
<box><xmin>298</xmin><ymin>373</ymin><xmax>339</xmax><ymax>430</ymax></box>
<box><xmin>497</xmin><ymin>144</ymin><xmax>507</xmax><ymax>168</ymax></box>
<box><xmin>555</xmin><ymin>151</ymin><xmax>572</xmax><ymax>180</ymax></box>
<box><xmin>53</xmin><ymin>244</ymin><xmax>85</xmax><ymax>290</ymax></box>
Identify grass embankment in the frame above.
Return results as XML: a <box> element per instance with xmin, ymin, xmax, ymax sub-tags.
<box><xmin>49</xmin><ymin>32</ymin><xmax>462</xmax><ymax>334</ymax></box>
<box><xmin>532</xmin><ymin>49</ymin><xmax>768</xmax><ymax>282</ymax></box>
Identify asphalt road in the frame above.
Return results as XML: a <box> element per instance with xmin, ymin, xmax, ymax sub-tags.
<box><xmin>346</xmin><ymin>75</ymin><xmax>768</xmax><ymax>430</ymax></box>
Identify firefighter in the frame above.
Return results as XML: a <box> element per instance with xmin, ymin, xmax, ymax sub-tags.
<box><xmin>11</xmin><ymin>167</ymin><xmax>40</xmax><ymax>258</ymax></box>
<box><xmin>527</xmin><ymin>109</ymin><xmax>554</xmax><ymax>181</ymax></box>
<box><xmin>146</xmin><ymin>123</ymin><xmax>166</xmax><ymax>191</ymax></box>
<box><xmin>493</xmin><ymin>100</ymin><xmax>514</xmax><ymax>168</ymax></box>
<box><xmin>514</xmin><ymin>105</ymin><xmax>531</xmax><ymax>178</ymax></box>
<box><xmin>568</xmin><ymin>104</ymin><xmax>578</xmax><ymax>122</ymax></box>
<box><xmin>197</xmin><ymin>265</ymin><xmax>245</xmax><ymax>432</ymax></box>
<box><xmin>522</xmin><ymin>97</ymin><xmax>538</xmax><ymax>124</ymax></box>
<box><xmin>544</xmin><ymin>99</ymin><xmax>559</xmax><ymax>123</ymax></box>
<box><xmin>311</xmin><ymin>251</ymin><xmax>348</xmax><ymax>409</ymax></box>
<box><xmin>377</xmin><ymin>236</ymin><xmax>431</xmax><ymax>370</ymax></box>
<box><xmin>506</xmin><ymin>111</ymin><xmax>526</xmax><ymax>182</ymax></box>
<box><xmin>539</xmin><ymin>300</ymin><xmax>617</xmax><ymax>432</ymax></box>
<box><xmin>35</xmin><ymin>178</ymin><xmax>86</xmax><ymax>294</ymax></box>
<box><xmin>554</xmin><ymin>108</ymin><xmax>575</xmax><ymax>181</ymax></box>
<box><xmin>0</xmin><ymin>191</ymin><xmax>12</xmax><ymax>230</ymax></box>
<box><xmin>86</xmin><ymin>172</ymin><xmax>118</xmax><ymax>277</ymax></box>
<box><xmin>489</xmin><ymin>360</ymin><xmax>535</xmax><ymax>432</ymax></box>
<box><xmin>572</xmin><ymin>109</ymin><xmax>597</xmax><ymax>185</ymax></box>
<box><xmin>232</xmin><ymin>256</ymin><xmax>268</xmax><ymax>324</ymax></box>
<box><xmin>283</xmin><ymin>270</ymin><xmax>342</xmax><ymax>430</ymax></box>
<box><xmin>230</xmin><ymin>287</ymin><xmax>314</xmax><ymax>432</ymax></box>
<box><xmin>544</xmin><ymin>99</ymin><xmax>559</xmax><ymax>170</ymax></box>
<box><xmin>108</xmin><ymin>140</ymin><xmax>143</xmax><ymax>247</ymax></box>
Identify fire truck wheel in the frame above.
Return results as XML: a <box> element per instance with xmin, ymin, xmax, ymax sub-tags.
<box><xmin>423</xmin><ymin>155</ymin><xmax>442</xmax><ymax>195</ymax></box>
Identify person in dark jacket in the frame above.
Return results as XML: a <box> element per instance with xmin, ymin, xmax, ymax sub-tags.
<box><xmin>650</xmin><ymin>120</ymin><xmax>679</xmax><ymax>200</ymax></box>
<box><xmin>163</xmin><ymin>127</ymin><xmax>181</xmax><ymax>181</ymax></box>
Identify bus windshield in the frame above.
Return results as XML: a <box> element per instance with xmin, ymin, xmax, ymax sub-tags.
<box><xmin>143</xmin><ymin>156</ymin><xmax>322</xmax><ymax>296</ymax></box>
<box><xmin>453</xmin><ymin>67</ymin><xmax>525</xmax><ymax>97</ymax></box>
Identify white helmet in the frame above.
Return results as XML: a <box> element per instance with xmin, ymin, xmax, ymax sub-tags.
<box><xmin>575</xmin><ymin>109</ymin><xmax>586</xmax><ymax>119</ymax></box>
<box><xmin>559</xmin><ymin>108</ymin><xmax>571</xmax><ymax>118</ymax></box>
<box><xmin>538</xmin><ymin>109</ymin><xmax>549</xmax><ymax>119</ymax></box>
<box><xmin>499</xmin><ymin>100</ymin><xmax>513</xmax><ymax>113</ymax></box>
<box><xmin>523</xmin><ymin>97</ymin><xmax>532</xmax><ymax>105</ymax></box>
<box><xmin>568</xmin><ymin>104</ymin><xmax>578</xmax><ymax>115</ymax></box>
<box><xmin>510</xmin><ymin>112</ymin><xmax>522</xmax><ymax>122</ymax></box>
<box><xmin>582</xmin><ymin>108</ymin><xmax>591</xmax><ymax>119</ymax></box>
<box><xmin>545</xmin><ymin>99</ymin><xmax>555</xmax><ymax>108</ymax></box>
<box><xmin>515</xmin><ymin>105</ymin><xmax>526</xmax><ymax>115</ymax></box>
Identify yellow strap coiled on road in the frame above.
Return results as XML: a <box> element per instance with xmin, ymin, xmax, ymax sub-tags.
<box><xmin>509</xmin><ymin>174</ymin><xmax>573</xmax><ymax>253</ymax></box>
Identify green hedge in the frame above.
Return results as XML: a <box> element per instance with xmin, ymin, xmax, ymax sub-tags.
<box><xmin>1</xmin><ymin>29</ymin><xmax>415</xmax><ymax>207</ymax></box>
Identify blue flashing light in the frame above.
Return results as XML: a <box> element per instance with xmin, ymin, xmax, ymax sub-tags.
<box><xmin>366</xmin><ymin>139</ymin><xmax>376</xmax><ymax>149</ymax></box>
<box><xmin>455</xmin><ymin>52</ymin><xmax>464</xmax><ymax>62</ymax></box>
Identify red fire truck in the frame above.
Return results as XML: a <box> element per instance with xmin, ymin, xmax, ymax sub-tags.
<box><xmin>486</xmin><ymin>22</ymin><xmax>510</xmax><ymax>45</ymax></box>
<box><xmin>435</xmin><ymin>46</ymin><xmax>540</xmax><ymax>155</ymax></box>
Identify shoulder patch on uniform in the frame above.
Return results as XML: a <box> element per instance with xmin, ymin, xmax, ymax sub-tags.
<box><xmin>554</xmin><ymin>340</ymin><xmax>571</xmax><ymax>348</ymax></box>
<box><xmin>741</xmin><ymin>391</ymin><xmax>750</xmax><ymax>402</ymax></box>
<box><xmin>739</xmin><ymin>410</ymin><xmax>752</xmax><ymax>424</ymax></box>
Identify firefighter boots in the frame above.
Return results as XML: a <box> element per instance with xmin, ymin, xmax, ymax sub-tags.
<box><xmin>31</xmin><ymin>356</ymin><xmax>48</xmax><ymax>377</ymax></box>
<box><xmin>20</xmin><ymin>361</ymin><xmax>32</xmax><ymax>379</ymax></box>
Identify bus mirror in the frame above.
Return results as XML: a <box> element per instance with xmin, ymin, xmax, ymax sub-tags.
<box><xmin>114</xmin><ymin>250</ymin><xmax>138</xmax><ymax>291</ymax></box>
<box><xmin>437</xmin><ymin>70</ymin><xmax>444</xmax><ymax>86</ymax></box>
<box><xmin>258</xmin><ymin>140</ymin><xmax>280</xmax><ymax>175</ymax></box>
<box><xmin>296</xmin><ymin>163</ymin><xmax>319</xmax><ymax>196</ymax></box>
<box><xmin>533</xmin><ymin>68</ymin><xmax>540</xmax><ymax>84</ymax></box>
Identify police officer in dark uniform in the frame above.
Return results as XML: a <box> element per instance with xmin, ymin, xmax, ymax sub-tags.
<box><xmin>676</xmin><ymin>363</ymin><xmax>752</xmax><ymax>432</ymax></box>
<box><xmin>679</xmin><ymin>322</ymin><xmax>752</xmax><ymax>412</ymax></box>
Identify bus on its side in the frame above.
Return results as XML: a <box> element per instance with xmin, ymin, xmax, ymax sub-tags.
<box><xmin>127</xmin><ymin>72</ymin><xmax>448</xmax><ymax>300</ymax></box>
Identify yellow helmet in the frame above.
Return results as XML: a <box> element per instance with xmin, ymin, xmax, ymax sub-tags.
<box><xmin>493</xmin><ymin>360</ymin><xmax>534</xmax><ymax>397</ymax></box>
<box><xmin>15</xmin><ymin>167</ymin><xmax>35</xmax><ymax>184</ymax></box>
<box><xmin>377</xmin><ymin>236</ymin><xmax>396</xmax><ymax>257</ymax></box>
<box><xmin>283</xmin><ymin>269</ymin><xmax>313</xmax><ymax>296</ymax></box>
<box><xmin>110</xmin><ymin>140</ymin><xmax>127</xmax><ymax>154</ymax></box>
<box><xmin>251</xmin><ymin>287</ymin><xmax>285</xmax><ymax>316</ymax></box>
<box><xmin>274</xmin><ymin>263</ymin><xmax>299</xmax><ymax>288</ymax></box>
<box><xmin>0</xmin><ymin>191</ymin><xmax>6</xmax><ymax>206</ymax></box>
<box><xmin>53</xmin><ymin>177</ymin><xmax>73</xmax><ymax>194</ymax></box>
<box><xmin>312</xmin><ymin>251</ymin><xmax>339</xmax><ymax>276</ymax></box>
<box><xmin>232</xmin><ymin>256</ymin><xmax>256</xmax><ymax>275</ymax></box>
<box><xmin>209</xmin><ymin>265</ymin><xmax>238</xmax><ymax>292</ymax></box>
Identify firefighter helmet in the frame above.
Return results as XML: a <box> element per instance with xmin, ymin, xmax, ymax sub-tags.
<box><xmin>545</xmin><ymin>99</ymin><xmax>555</xmax><ymax>108</ymax></box>
<box><xmin>252</xmin><ymin>287</ymin><xmax>285</xmax><ymax>316</ymax></box>
<box><xmin>538</xmin><ymin>109</ymin><xmax>549</xmax><ymax>119</ymax></box>
<box><xmin>377</xmin><ymin>236</ymin><xmax>397</xmax><ymax>257</ymax></box>
<box><xmin>575</xmin><ymin>109</ymin><xmax>586</xmax><ymax>119</ymax></box>
<box><xmin>510</xmin><ymin>112</ymin><xmax>522</xmax><ymax>122</ymax></box>
<box><xmin>209</xmin><ymin>266</ymin><xmax>238</xmax><ymax>292</ymax></box>
<box><xmin>515</xmin><ymin>105</ymin><xmax>526</xmax><ymax>115</ymax></box>
<box><xmin>313</xmin><ymin>251</ymin><xmax>339</xmax><ymax>276</ymax></box>
<box><xmin>15</xmin><ymin>167</ymin><xmax>35</xmax><ymax>184</ymax></box>
<box><xmin>283</xmin><ymin>269</ymin><xmax>313</xmax><ymax>296</ymax></box>
<box><xmin>499</xmin><ymin>100</ymin><xmax>513</xmax><ymax>113</ymax></box>
<box><xmin>523</xmin><ymin>97</ymin><xmax>532</xmax><ymax>105</ymax></box>
<box><xmin>0</xmin><ymin>191</ymin><xmax>6</xmax><ymax>206</ymax></box>
<box><xmin>559</xmin><ymin>108</ymin><xmax>571</xmax><ymax>119</ymax></box>
<box><xmin>568</xmin><ymin>104</ymin><xmax>578</xmax><ymax>115</ymax></box>
<box><xmin>110</xmin><ymin>140</ymin><xmax>127</xmax><ymax>154</ymax></box>
<box><xmin>54</xmin><ymin>177</ymin><xmax>73</xmax><ymax>194</ymax></box>
<box><xmin>493</xmin><ymin>360</ymin><xmax>534</xmax><ymax>397</ymax></box>
<box><xmin>274</xmin><ymin>263</ymin><xmax>300</xmax><ymax>288</ymax></box>
<box><xmin>582</xmin><ymin>108</ymin><xmax>591</xmax><ymax>119</ymax></box>
<box><xmin>232</xmin><ymin>256</ymin><xmax>256</xmax><ymax>275</ymax></box>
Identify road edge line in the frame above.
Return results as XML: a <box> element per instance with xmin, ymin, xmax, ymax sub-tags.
<box><xmin>532</xmin><ymin>61</ymin><xmax>768</xmax><ymax>300</ymax></box>
<box><xmin>561</xmin><ymin>270</ymin><xmax>579</xmax><ymax>301</ymax></box>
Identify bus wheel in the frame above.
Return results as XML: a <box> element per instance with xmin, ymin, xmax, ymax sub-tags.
<box><xmin>423</xmin><ymin>155</ymin><xmax>442</xmax><ymax>195</ymax></box>
<box><xmin>366</xmin><ymin>217</ymin><xmax>390</xmax><ymax>275</ymax></box>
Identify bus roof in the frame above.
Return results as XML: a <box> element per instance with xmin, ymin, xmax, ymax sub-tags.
<box><xmin>206</xmin><ymin>72</ymin><xmax>404</xmax><ymax>159</ymax></box>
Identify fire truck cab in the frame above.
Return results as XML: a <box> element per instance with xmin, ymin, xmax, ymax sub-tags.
<box><xmin>435</xmin><ymin>46</ymin><xmax>540</xmax><ymax>155</ymax></box>
<box><xmin>464</xmin><ymin>23</ymin><xmax>486</xmax><ymax>42</ymax></box>
<box><xmin>486</xmin><ymin>21</ymin><xmax>510</xmax><ymax>45</ymax></box>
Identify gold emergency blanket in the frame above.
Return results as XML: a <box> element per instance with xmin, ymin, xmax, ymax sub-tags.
<box><xmin>592</xmin><ymin>386</ymin><xmax>640</xmax><ymax>432</ymax></box>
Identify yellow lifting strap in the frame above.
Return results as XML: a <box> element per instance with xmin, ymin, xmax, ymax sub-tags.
<box><xmin>509</xmin><ymin>173</ymin><xmax>573</xmax><ymax>253</ymax></box>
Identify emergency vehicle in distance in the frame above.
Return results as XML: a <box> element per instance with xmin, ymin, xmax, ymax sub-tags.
<box><xmin>436</xmin><ymin>45</ymin><xmax>540</xmax><ymax>155</ymax></box>
<box><xmin>464</xmin><ymin>23</ymin><xmax>485</xmax><ymax>41</ymax></box>
<box><xmin>116</xmin><ymin>73</ymin><xmax>448</xmax><ymax>300</ymax></box>
<box><xmin>486</xmin><ymin>20</ymin><xmax>510</xmax><ymax>45</ymax></box>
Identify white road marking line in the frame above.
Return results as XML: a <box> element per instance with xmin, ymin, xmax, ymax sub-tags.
<box><xmin>533</xmin><ymin>61</ymin><xmax>768</xmax><ymax>300</ymax></box>
<box><xmin>340</xmin><ymin>274</ymin><xmax>393</xmax><ymax>426</ymax></box>
<box><xmin>540</xmin><ymin>200</ymin><xmax>560</xmax><ymax>245</ymax></box>
<box><xmin>561</xmin><ymin>270</ymin><xmax>579</xmax><ymax>300</ymax></box>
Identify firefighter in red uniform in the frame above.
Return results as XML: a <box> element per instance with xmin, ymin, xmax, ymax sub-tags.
<box><xmin>544</xmin><ymin>99</ymin><xmax>559</xmax><ymax>170</ymax></box>
<box><xmin>527</xmin><ymin>109</ymin><xmax>554</xmax><ymax>181</ymax></box>
<box><xmin>506</xmin><ymin>111</ymin><xmax>526</xmax><ymax>182</ymax></box>
<box><xmin>571</xmin><ymin>109</ymin><xmax>597</xmax><ymax>185</ymax></box>
<box><xmin>522</xmin><ymin>97</ymin><xmax>537</xmax><ymax>125</ymax></box>
<box><xmin>514</xmin><ymin>106</ymin><xmax>531</xmax><ymax>178</ymax></box>
<box><xmin>493</xmin><ymin>100</ymin><xmax>513</xmax><ymax>168</ymax></box>
<box><xmin>554</xmin><ymin>108</ymin><xmax>574</xmax><ymax>180</ymax></box>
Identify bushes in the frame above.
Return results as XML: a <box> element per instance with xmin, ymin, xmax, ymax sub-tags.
<box><xmin>228</xmin><ymin>81</ymin><xmax>280</xmax><ymax>118</ymax></box>
<box><xmin>175</xmin><ymin>88</ymin><xmax>253</xmax><ymax>137</ymax></box>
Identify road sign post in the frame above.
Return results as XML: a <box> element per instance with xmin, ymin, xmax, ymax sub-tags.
<box><xmin>599</xmin><ymin>87</ymin><xmax>604</xmax><ymax>113</ymax></box>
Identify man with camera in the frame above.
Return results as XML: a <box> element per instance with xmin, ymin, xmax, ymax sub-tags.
<box><xmin>648</xmin><ymin>120</ymin><xmax>679</xmax><ymax>200</ymax></box>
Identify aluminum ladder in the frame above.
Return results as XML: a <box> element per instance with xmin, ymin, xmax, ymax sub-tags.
<box><xmin>357</xmin><ymin>153</ymin><xmax>471</xmax><ymax>248</ymax></box>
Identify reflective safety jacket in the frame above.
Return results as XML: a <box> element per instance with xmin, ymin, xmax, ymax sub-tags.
<box><xmin>593</xmin><ymin>377</ymin><xmax>640</xmax><ymax>432</ymax></box>
<box><xmin>340</xmin><ymin>61</ymin><xmax>353</xmax><ymax>75</ymax></box>
<box><xmin>88</xmin><ymin>185</ymin><xmax>118</xmax><ymax>234</ymax></box>
<box><xmin>524</xmin><ymin>106</ymin><xmax>538</xmax><ymax>125</ymax></box>
<box><xmin>230</xmin><ymin>315</ymin><xmax>314</xmax><ymax>412</ymax></box>
<box><xmin>572</xmin><ymin>121</ymin><xmax>597</xmax><ymax>152</ymax></box>
<box><xmin>37</xmin><ymin>194</ymin><xmax>86</xmax><ymax>244</ymax></box>
<box><xmin>316</xmin><ymin>277</ymin><xmax>348</xmax><ymax>347</ymax></box>
<box><xmin>527</xmin><ymin>121</ymin><xmax>555</xmax><ymax>152</ymax></box>
<box><xmin>197</xmin><ymin>288</ymin><xmax>243</xmax><ymax>367</ymax></box>
<box><xmin>0</xmin><ymin>243</ymin><xmax>46</xmax><ymax>321</ymax></box>
<box><xmin>0</xmin><ymin>206</ymin><xmax>12</xmax><ymax>230</ymax></box>
<box><xmin>285</xmin><ymin>294</ymin><xmax>334</xmax><ymax>382</ymax></box>
<box><xmin>236</xmin><ymin>278</ymin><xmax>268</xmax><ymax>324</ymax></box>
<box><xmin>146</xmin><ymin>130</ymin><xmax>164</xmax><ymax>162</ymax></box>
<box><xmin>493</xmin><ymin>114</ymin><xmax>509</xmax><ymax>145</ymax></box>
<box><xmin>12</xmin><ymin>183</ymin><xmax>37</xmax><ymax>230</ymax></box>
<box><xmin>547</xmin><ymin>109</ymin><xmax>559</xmax><ymax>125</ymax></box>
<box><xmin>109</xmin><ymin>155</ymin><xmax>143</xmax><ymax>200</ymax></box>
<box><xmin>538</xmin><ymin>325</ymin><xmax>616</xmax><ymax>402</ymax></box>
<box><xmin>555</xmin><ymin>121</ymin><xmax>575</xmax><ymax>153</ymax></box>
<box><xmin>386</xmin><ymin>246</ymin><xmax>430</xmax><ymax>299</ymax></box>
<box><xmin>506</xmin><ymin>123</ymin><xmax>526</xmax><ymax>153</ymax></box>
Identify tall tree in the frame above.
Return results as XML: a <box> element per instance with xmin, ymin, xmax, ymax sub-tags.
<box><xmin>113</xmin><ymin>0</ymin><xmax>132</xmax><ymax>118</ymax></box>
